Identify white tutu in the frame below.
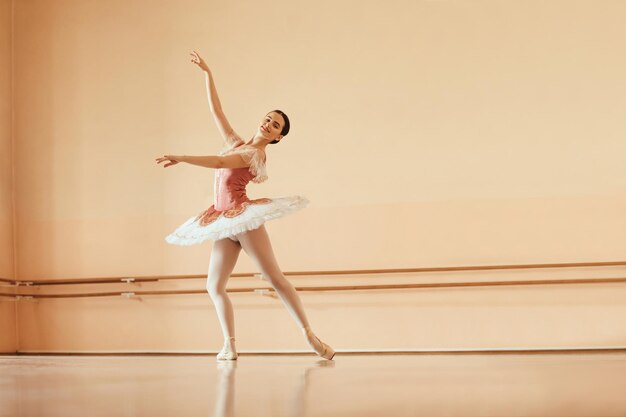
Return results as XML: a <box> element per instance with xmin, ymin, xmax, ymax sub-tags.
<box><xmin>165</xmin><ymin>195</ymin><xmax>309</xmax><ymax>245</ymax></box>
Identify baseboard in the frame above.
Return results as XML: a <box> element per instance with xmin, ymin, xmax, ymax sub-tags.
<box><xmin>7</xmin><ymin>346</ymin><xmax>626</xmax><ymax>356</ymax></box>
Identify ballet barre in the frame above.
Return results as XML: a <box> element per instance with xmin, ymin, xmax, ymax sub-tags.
<box><xmin>3</xmin><ymin>276</ymin><xmax>626</xmax><ymax>301</ymax></box>
<box><xmin>2</xmin><ymin>260</ymin><xmax>626</xmax><ymax>287</ymax></box>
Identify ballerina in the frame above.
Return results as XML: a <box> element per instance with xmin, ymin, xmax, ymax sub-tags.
<box><xmin>155</xmin><ymin>50</ymin><xmax>335</xmax><ymax>361</ymax></box>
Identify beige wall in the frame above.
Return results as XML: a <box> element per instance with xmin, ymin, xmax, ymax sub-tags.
<box><xmin>13</xmin><ymin>0</ymin><xmax>626</xmax><ymax>280</ymax></box>
<box><xmin>0</xmin><ymin>0</ymin><xmax>12</xmax><ymax>278</ymax></box>
<box><xmin>0</xmin><ymin>0</ymin><xmax>16</xmax><ymax>353</ymax></box>
<box><xmin>7</xmin><ymin>0</ymin><xmax>626</xmax><ymax>352</ymax></box>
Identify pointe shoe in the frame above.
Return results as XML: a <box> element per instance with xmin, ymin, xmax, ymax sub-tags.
<box><xmin>216</xmin><ymin>337</ymin><xmax>238</xmax><ymax>361</ymax></box>
<box><xmin>301</xmin><ymin>327</ymin><xmax>335</xmax><ymax>360</ymax></box>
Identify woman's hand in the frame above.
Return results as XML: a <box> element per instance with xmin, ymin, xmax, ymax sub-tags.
<box><xmin>155</xmin><ymin>155</ymin><xmax>182</xmax><ymax>168</ymax></box>
<box><xmin>190</xmin><ymin>50</ymin><xmax>210</xmax><ymax>73</ymax></box>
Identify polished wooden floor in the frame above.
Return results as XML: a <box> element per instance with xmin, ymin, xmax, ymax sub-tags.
<box><xmin>2</xmin><ymin>352</ymin><xmax>626</xmax><ymax>417</ymax></box>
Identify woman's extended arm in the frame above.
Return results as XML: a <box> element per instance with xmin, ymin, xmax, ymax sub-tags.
<box><xmin>190</xmin><ymin>51</ymin><xmax>240</xmax><ymax>143</ymax></box>
<box><xmin>155</xmin><ymin>154</ymin><xmax>250</xmax><ymax>169</ymax></box>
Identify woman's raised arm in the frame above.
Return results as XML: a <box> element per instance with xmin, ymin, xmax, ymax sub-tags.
<box><xmin>190</xmin><ymin>51</ymin><xmax>242</xmax><ymax>145</ymax></box>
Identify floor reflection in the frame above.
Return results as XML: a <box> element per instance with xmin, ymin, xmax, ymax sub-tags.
<box><xmin>212</xmin><ymin>358</ymin><xmax>335</xmax><ymax>417</ymax></box>
<box><xmin>2</xmin><ymin>353</ymin><xmax>626</xmax><ymax>416</ymax></box>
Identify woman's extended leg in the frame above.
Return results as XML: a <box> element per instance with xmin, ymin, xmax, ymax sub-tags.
<box><xmin>236</xmin><ymin>224</ymin><xmax>335</xmax><ymax>359</ymax></box>
<box><xmin>207</xmin><ymin>237</ymin><xmax>242</xmax><ymax>358</ymax></box>
<box><xmin>236</xmin><ymin>224</ymin><xmax>310</xmax><ymax>329</ymax></box>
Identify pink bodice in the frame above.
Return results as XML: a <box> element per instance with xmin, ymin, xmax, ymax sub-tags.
<box><xmin>214</xmin><ymin>167</ymin><xmax>256</xmax><ymax>211</ymax></box>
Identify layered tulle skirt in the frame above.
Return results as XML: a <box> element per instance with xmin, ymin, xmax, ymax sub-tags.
<box><xmin>165</xmin><ymin>195</ymin><xmax>309</xmax><ymax>245</ymax></box>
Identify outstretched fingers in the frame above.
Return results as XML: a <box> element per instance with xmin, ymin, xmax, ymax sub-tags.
<box><xmin>155</xmin><ymin>156</ymin><xmax>179</xmax><ymax>168</ymax></box>
<box><xmin>190</xmin><ymin>50</ymin><xmax>202</xmax><ymax>64</ymax></box>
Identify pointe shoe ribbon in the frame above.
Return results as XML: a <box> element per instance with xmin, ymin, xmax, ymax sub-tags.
<box><xmin>302</xmin><ymin>327</ymin><xmax>336</xmax><ymax>360</ymax></box>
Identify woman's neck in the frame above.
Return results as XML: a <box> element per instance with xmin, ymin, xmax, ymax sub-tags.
<box><xmin>246</xmin><ymin>135</ymin><xmax>269</xmax><ymax>150</ymax></box>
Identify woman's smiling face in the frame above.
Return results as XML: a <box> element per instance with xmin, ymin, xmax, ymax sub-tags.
<box><xmin>258</xmin><ymin>111</ymin><xmax>285</xmax><ymax>141</ymax></box>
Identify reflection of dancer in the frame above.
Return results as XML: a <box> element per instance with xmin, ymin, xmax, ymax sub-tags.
<box><xmin>155</xmin><ymin>51</ymin><xmax>335</xmax><ymax>361</ymax></box>
<box><xmin>212</xmin><ymin>360</ymin><xmax>334</xmax><ymax>417</ymax></box>
<box><xmin>213</xmin><ymin>362</ymin><xmax>236</xmax><ymax>417</ymax></box>
<box><xmin>285</xmin><ymin>360</ymin><xmax>335</xmax><ymax>417</ymax></box>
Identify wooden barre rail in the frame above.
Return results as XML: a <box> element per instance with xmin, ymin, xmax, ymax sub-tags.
<box><xmin>2</xmin><ymin>276</ymin><xmax>626</xmax><ymax>300</ymax></box>
<box><xmin>1</xmin><ymin>260</ymin><xmax>625</xmax><ymax>287</ymax></box>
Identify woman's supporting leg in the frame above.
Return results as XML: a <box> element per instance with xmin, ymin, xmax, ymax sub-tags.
<box><xmin>207</xmin><ymin>237</ymin><xmax>242</xmax><ymax>343</ymax></box>
<box><xmin>236</xmin><ymin>224</ymin><xmax>311</xmax><ymax>329</ymax></box>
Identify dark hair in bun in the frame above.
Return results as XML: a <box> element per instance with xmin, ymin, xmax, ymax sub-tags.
<box><xmin>268</xmin><ymin>110</ymin><xmax>290</xmax><ymax>144</ymax></box>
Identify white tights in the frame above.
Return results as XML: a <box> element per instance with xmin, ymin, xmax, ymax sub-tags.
<box><xmin>206</xmin><ymin>224</ymin><xmax>311</xmax><ymax>341</ymax></box>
